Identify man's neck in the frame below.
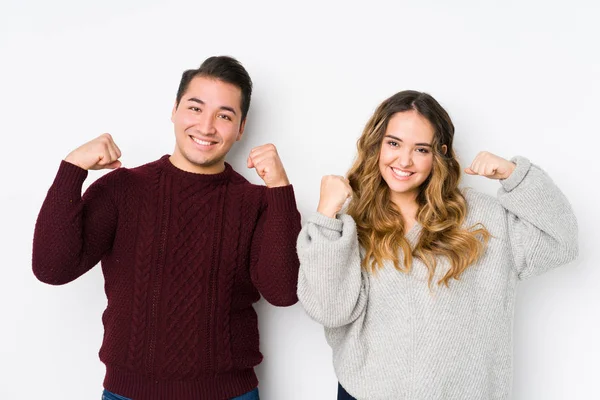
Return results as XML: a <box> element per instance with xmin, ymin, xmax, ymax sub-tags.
<box><xmin>168</xmin><ymin>155</ymin><xmax>225</xmax><ymax>175</ymax></box>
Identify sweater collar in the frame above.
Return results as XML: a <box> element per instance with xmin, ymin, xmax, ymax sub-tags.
<box><xmin>158</xmin><ymin>155</ymin><xmax>233</xmax><ymax>182</ymax></box>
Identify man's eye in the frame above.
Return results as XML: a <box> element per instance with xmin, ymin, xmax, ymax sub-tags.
<box><xmin>189</xmin><ymin>107</ymin><xmax>201</xmax><ymax>112</ymax></box>
<box><xmin>218</xmin><ymin>114</ymin><xmax>232</xmax><ymax>121</ymax></box>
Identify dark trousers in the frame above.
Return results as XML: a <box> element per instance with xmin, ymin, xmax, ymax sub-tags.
<box><xmin>337</xmin><ymin>383</ymin><xmax>357</xmax><ymax>400</ymax></box>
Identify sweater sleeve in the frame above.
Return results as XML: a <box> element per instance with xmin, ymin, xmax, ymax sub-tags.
<box><xmin>296</xmin><ymin>212</ymin><xmax>369</xmax><ymax>328</ymax></box>
<box><xmin>32</xmin><ymin>161</ymin><xmax>119</xmax><ymax>285</ymax></box>
<box><xmin>249</xmin><ymin>185</ymin><xmax>301</xmax><ymax>306</ymax></box>
<box><xmin>498</xmin><ymin>156</ymin><xmax>579</xmax><ymax>280</ymax></box>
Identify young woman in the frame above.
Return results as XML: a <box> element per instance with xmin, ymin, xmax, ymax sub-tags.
<box><xmin>296</xmin><ymin>90</ymin><xmax>578</xmax><ymax>400</ymax></box>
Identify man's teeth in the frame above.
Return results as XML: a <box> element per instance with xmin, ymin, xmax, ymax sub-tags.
<box><xmin>192</xmin><ymin>137</ymin><xmax>214</xmax><ymax>146</ymax></box>
<box><xmin>392</xmin><ymin>168</ymin><xmax>413</xmax><ymax>177</ymax></box>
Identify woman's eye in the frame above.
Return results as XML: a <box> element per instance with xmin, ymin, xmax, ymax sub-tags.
<box><xmin>416</xmin><ymin>148</ymin><xmax>430</xmax><ymax>154</ymax></box>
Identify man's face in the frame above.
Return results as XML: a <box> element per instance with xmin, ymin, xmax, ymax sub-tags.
<box><xmin>170</xmin><ymin>76</ymin><xmax>245</xmax><ymax>174</ymax></box>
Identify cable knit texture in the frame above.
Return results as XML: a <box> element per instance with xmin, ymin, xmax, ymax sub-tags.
<box><xmin>297</xmin><ymin>157</ymin><xmax>578</xmax><ymax>400</ymax></box>
<box><xmin>33</xmin><ymin>155</ymin><xmax>301</xmax><ymax>400</ymax></box>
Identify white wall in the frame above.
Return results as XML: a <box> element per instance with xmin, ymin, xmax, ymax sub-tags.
<box><xmin>1</xmin><ymin>0</ymin><xmax>598</xmax><ymax>398</ymax></box>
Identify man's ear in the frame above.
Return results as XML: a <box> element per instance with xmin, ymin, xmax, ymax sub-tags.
<box><xmin>171</xmin><ymin>102</ymin><xmax>178</xmax><ymax>123</ymax></box>
<box><xmin>236</xmin><ymin>119</ymin><xmax>246</xmax><ymax>141</ymax></box>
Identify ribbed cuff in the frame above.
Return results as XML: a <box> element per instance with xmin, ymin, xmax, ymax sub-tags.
<box><xmin>265</xmin><ymin>184</ymin><xmax>298</xmax><ymax>213</ymax></box>
<box><xmin>308</xmin><ymin>212</ymin><xmax>344</xmax><ymax>232</ymax></box>
<box><xmin>500</xmin><ymin>156</ymin><xmax>531</xmax><ymax>192</ymax></box>
<box><xmin>53</xmin><ymin>160</ymin><xmax>89</xmax><ymax>193</ymax></box>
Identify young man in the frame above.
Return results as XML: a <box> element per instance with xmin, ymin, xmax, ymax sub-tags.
<box><xmin>32</xmin><ymin>56</ymin><xmax>300</xmax><ymax>400</ymax></box>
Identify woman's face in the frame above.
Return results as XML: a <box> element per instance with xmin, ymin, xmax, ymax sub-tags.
<box><xmin>378</xmin><ymin>110</ymin><xmax>435</xmax><ymax>203</ymax></box>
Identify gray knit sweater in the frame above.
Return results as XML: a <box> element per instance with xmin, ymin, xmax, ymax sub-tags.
<box><xmin>297</xmin><ymin>157</ymin><xmax>578</xmax><ymax>400</ymax></box>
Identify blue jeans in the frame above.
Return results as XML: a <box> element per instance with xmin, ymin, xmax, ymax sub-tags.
<box><xmin>231</xmin><ymin>387</ymin><xmax>259</xmax><ymax>400</ymax></box>
<box><xmin>102</xmin><ymin>391</ymin><xmax>130</xmax><ymax>400</ymax></box>
<box><xmin>102</xmin><ymin>387</ymin><xmax>259</xmax><ymax>400</ymax></box>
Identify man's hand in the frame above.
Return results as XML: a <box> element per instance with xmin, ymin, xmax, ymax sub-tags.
<box><xmin>247</xmin><ymin>144</ymin><xmax>290</xmax><ymax>188</ymax></box>
<box><xmin>64</xmin><ymin>133</ymin><xmax>122</xmax><ymax>170</ymax></box>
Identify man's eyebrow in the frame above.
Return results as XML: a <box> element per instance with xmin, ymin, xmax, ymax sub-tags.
<box><xmin>384</xmin><ymin>135</ymin><xmax>432</xmax><ymax>147</ymax></box>
<box><xmin>186</xmin><ymin>97</ymin><xmax>237</xmax><ymax>115</ymax></box>
<box><xmin>218</xmin><ymin>106</ymin><xmax>236</xmax><ymax>115</ymax></box>
<box><xmin>187</xmin><ymin>97</ymin><xmax>205</xmax><ymax>105</ymax></box>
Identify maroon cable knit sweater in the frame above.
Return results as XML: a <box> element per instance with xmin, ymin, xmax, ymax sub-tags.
<box><xmin>32</xmin><ymin>155</ymin><xmax>301</xmax><ymax>399</ymax></box>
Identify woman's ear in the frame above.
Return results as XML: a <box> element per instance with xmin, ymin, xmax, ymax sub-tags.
<box><xmin>441</xmin><ymin>144</ymin><xmax>448</xmax><ymax>155</ymax></box>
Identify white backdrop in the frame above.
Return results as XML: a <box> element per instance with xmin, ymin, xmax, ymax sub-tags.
<box><xmin>1</xmin><ymin>0</ymin><xmax>598</xmax><ymax>399</ymax></box>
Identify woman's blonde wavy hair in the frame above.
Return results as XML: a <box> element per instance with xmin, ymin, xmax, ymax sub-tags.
<box><xmin>347</xmin><ymin>90</ymin><xmax>490</xmax><ymax>286</ymax></box>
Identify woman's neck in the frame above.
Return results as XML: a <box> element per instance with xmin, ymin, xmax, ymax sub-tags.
<box><xmin>391</xmin><ymin>192</ymin><xmax>419</xmax><ymax>231</ymax></box>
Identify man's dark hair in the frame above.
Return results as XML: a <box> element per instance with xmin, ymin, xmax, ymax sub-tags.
<box><xmin>175</xmin><ymin>56</ymin><xmax>253</xmax><ymax>121</ymax></box>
